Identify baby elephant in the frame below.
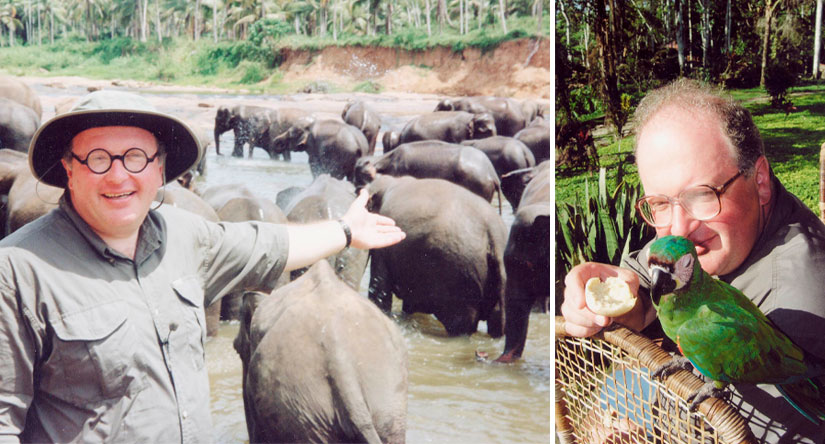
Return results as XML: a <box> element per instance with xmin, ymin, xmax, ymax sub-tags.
<box><xmin>241</xmin><ymin>261</ymin><xmax>408</xmax><ymax>444</ymax></box>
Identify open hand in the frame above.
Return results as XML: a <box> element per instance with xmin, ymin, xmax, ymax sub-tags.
<box><xmin>341</xmin><ymin>189</ymin><xmax>406</xmax><ymax>250</ymax></box>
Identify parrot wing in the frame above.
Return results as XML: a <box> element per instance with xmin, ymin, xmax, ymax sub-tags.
<box><xmin>674</xmin><ymin>278</ymin><xmax>807</xmax><ymax>385</ymax></box>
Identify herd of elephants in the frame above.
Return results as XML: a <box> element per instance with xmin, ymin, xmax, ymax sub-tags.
<box><xmin>0</xmin><ymin>74</ymin><xmax>550</xmax><ymax>443</ymax></box>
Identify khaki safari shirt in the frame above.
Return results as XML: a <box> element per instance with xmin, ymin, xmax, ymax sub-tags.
<box><xmin>624</xmin><ymin>175</ymin><xmax>825</xmax><ymax>443</ymax></box>
<box><xmin>0</xmin><ymin>194</ymin><xmax>288</xmax><ymax>443</ymax></box>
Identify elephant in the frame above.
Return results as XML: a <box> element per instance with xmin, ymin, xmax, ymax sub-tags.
<box><xmin>274</xmin><ymin>117</ymin><xmax>369</xmax><ymax>181</ymax></box>
<box><xmin>0</xmin><ymin>149</ymin><xmax>36</xmax><ymax>237</ymax></box>
<box><xmin>354</xmin><ymin>140</ymin><xmax>501</xmax><ymax>208</ymax></box>
<box><xmin>460</xmin><ymin>136</ymin><xmax>536</xmax><ymax>209</ymax></box>
<box><xmin>365</xmin><ymin>174</ymin><xmax>507</xmax><ymax>337</ymax></box>
<box><xmin>495</xmin><ymin>161</ymin><xmax>550</xmax><ymax>363</ymax></box>
<box><xmin>191</xmin><ymin>123</ymin><xmax>213</xmax><ymax>176</ymax></box>
<box><xmin>520</xmin><ymin>99</ymin><xmax>546</xmax><ymax>124</ymax></box>
<box><xmin>280</xmin><ymin>174</ymin><xmax>369</xmax><ymax>291</ymax></box>
<box><xmin>214</xmin><ymin>104</ymin><xmax>284</xmax><ymax>158</ymax></box>
<box><xmin>342</xmin><ymin>100</ymin><xmax>381</xmax><ymax>155</ymax></box>
<box><xmin>382</xmin><ymin>130</ymin><xmax>400</xmax><ymax>152</ymax></box>
<box><xmin>398</xmin><ymin>111</ymin><xmax>496</xmax><ymax>145</ymax></box>
<box><xmin>434</xmin><ymin>96</ymin><xmax>527</xmax><ymax>137</ymax></box>
<box><xmin>54</xmin><ymin>96</ymin><xmax>78</xmax><ymax>115</ymax></box>
<box><xmin>0</xmin><ymin>98</ymin><xmax>41</xmax><ymax>153</ymax></box>
<box><xmin>199</xmin><ymin>183</ymin><xmax>287</xmax><ymax>320</ymax></box>
<box><xmin>237</xmin><ymin>261</ymin><xmax>408</xmax><ymax>444</ymax></box>
<box><xmin>0</xmin><ymin>75</ymin><xmax>42</xmax><ymax>118</ymax></box>
<box><xmin>275</xmin><ymin>185</ymin><xmax>305</xmax><ymax>212</ymax></box>
<box><xmin>514</xmin><ymin>117</ymin><xmax>550</xmax><ymax>163</ymax></box>
<box><xmin>249</xmin><ymin>107</ymin><xmax>314</xmax><ymax>161</ymax></box>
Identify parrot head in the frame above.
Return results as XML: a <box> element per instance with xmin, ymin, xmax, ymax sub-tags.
<box><xmin>647</xmin><ymin>235</ymin><xmax>700</xmax><ymax>305</ymax></box>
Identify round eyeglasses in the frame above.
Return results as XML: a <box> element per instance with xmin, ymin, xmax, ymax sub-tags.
<box><xmin>71</xmin><ymin>148</ymin><xmax>160</xmax><ymax>174</ymax></box>
<box><xmin>635</xmin><ymin>171</ymin><xmax>742</xmax><ymax>228</ymax></box>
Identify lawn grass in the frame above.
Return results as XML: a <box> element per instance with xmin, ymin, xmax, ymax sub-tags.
<box><xmin>556</xmin><ymin>85</ymin><xmax>825</xmax><ymax>215</ymax></box>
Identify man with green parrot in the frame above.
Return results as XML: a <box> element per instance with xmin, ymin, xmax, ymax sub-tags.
<box><xmin>561</xmin><ymin>79</ymin><xmax>825</xmax><ymax>441</ymax></box>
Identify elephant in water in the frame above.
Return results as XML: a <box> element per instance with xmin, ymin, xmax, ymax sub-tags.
<box><xmin>354</xmin><ymin>140</ymin><xmax>502</xmax><ymax>209</ymax></box>
<box><xmin>514</xmin><ymin>117</ymin><xmax>550</xmax><ymax>164</ymax></box>
<box><xmin>214</xmin><ymin>104</ymin><xmax>286</xmax><ymax>158</ymax></box>
<box><xmin>365</xmin><ymin>174</ymin><xmax>507</xmax><ymax>337</ymax></box>
<box><xmin>342</xmin><ymin>99</ymin><xmax>381</xmax><ymax>155</ymax></box>
<box><xmin>435</xmin><ymin>96</ymin><xmax>528</xmax><ymax>137</ymax></box>
<box><xmin>238</xmin><ymin>260</ymin><xmax>408</xmax><ymax>444</ymax></box>
<box><xmin>460</xmin><ymin>136</ymin><xmax>536</xmax><ymax>209</ymax></box>
<box><xmin>0</xmin><ymin>75</ymin><xmax>42</xmax><ymax>118</ymax></box>
<box><xmin>273</xmin><ymin>117</ymin><xmax>369</xmax><ymax>181</ymax></box>
<box><xmin>280</xmin><ymin>174</ymin><xmax>368</xmax><ymax>291</ymax></box>
<box><xmin>0</xmin><ymin>98</ymin><xmax>40</xmax><ymax>152</ymax></box>
<box><xmin>382</xmin><ymin>130</ymin><xmax>400</xmax><ymax>152</ymax></box>
<box><xmin>496</xmin><ymin>161</ymin><xmax>550</xmax><ymax>363</ymax></box>
<box><xmin>399</xmin><ymin>111</ymin><xmax>496</xmax><ymax>145</ymax></box>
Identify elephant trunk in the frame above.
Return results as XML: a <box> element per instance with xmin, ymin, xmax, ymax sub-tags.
<box><xmin>213</xmin><ymin>128</ymin><xmax>223</xmax><ymax>155</ymax></box>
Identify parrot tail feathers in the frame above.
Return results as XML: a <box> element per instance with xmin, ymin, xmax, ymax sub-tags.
<box><xmin>776</xmin><ymin>378</ymin><xmax>825</xmax><ymax>426</ymax></box>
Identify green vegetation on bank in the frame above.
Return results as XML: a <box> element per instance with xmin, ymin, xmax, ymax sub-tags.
<box><xmin>0</xmin><ymin>15</ymin><xmax>548</xmax><ymax>95</ymax></box>
<box><xmin>556</xmin><ymin>83</ymin><xmax>825</xmax><ymax>216</ymax></box>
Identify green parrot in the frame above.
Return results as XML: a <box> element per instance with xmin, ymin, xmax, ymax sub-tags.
<box><xmin>647</xmin><ymin>235</ymin><xmax>825</xmax><ymax>424</ymax></box>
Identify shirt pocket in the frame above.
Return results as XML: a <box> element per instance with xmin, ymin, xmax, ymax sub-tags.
<box><xmin>47</xmin><ymin>300</ymin><xmax>142</xmax><ymax>405</ymax></box>
<box><xmin>171</xmin><ymin>275</ymin><xmax>207</xmax><ymax>371</ymax></box>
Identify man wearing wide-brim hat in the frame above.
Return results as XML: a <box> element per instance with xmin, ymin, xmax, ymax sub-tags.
<box><xmin>0</xmin><ymin>90</ymin><xmax>405</xmax><ymax>442</ymax></box>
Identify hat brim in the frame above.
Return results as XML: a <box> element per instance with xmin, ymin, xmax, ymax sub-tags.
<box><xmin>29</xmin><ymin>109</ymin><xmax>202</xmax><ymax>188</ymax></box>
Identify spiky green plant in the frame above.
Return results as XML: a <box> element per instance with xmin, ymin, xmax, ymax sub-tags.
<box><xmin>555</xmin><ymin>168</ymin><xmax>655</xmax><ymax>310</ymax></box>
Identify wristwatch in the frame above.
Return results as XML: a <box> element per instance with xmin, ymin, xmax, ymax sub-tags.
<box><xmin>337</xmin><ymin>219</ymin><xmax>352</xmax><ymax>248</ymax></box>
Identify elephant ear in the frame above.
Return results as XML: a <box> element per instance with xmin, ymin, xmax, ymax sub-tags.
<box><xmin>435</xmin><ymin>99</ymin><xmax>453</xmax><ymax>112</ymax></box>
<box><xmin>296</xmin><ymin>128</ymin><xmax>310</xmax><ymax>148</ymax></box>
<box><xmin>472</xmin><ymin>113</ymin><xmax>496</xmax><ymax>138</ymax></box>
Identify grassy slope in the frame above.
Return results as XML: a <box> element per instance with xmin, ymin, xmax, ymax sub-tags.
<box><xmin>556</xmin><ymin>84</ymin><xmax>825</xmax><ymax>215</ymax></box>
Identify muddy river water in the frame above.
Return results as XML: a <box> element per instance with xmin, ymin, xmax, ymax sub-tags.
<box><xmin>28</xmin><ymin>78</ymin><xmax>551</xmax><ymax>443</ymax></box>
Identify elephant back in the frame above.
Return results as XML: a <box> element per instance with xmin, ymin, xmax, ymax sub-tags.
<box><xmin>0</xmin><ymin>98</ymin><xmax>41</xmax><ymax>152</ymax></box>
<box><xmin>0</xmin><ymin>75</ymin><xmax>42</xmax><ymax>118</ymax></box>
<box><xmin>244</xmin><ymin>260</ymin><xmax>408</xmax><ymax>444</ymax></box>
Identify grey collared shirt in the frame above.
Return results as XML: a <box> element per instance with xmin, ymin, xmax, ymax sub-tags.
<box><xmin>0</xmin><ymin>194</ymin><xmax>288</xmax><ymax>443</ymax></box>
<box><xmin>624</xmin><ymin>176</ymin><xmax>825</xmax><ymax>442</ymax></box>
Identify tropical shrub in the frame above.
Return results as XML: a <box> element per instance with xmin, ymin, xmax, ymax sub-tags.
<box><xmin>555</xmin><ymin>169</ymin><xmax>655</xmax><ymax>311</ymax></box>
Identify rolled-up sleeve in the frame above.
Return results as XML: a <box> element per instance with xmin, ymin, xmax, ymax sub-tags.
<box><xmin>198</xmin><ymin>219</ymin><xmax>289</xmax><ymax>306</ymax></box>
<box><xmin>0</xmin><ymin>277</ymin><xmax>39</xmax><ymax>443</ymax></box>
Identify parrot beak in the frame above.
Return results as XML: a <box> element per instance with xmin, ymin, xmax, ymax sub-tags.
<box><xmin>650</xmin><ymin>267</ymin><xmax>676</xmax><ymax>305</ymax></box>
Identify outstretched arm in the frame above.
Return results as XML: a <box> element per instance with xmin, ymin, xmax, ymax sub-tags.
<box><xmin>285</xmin><ymin>189</ymin><xmax>406</xmax><ymax>271</ymax></box>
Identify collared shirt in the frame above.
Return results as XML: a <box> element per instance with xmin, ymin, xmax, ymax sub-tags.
<box><xmin>0</xmin><ymin>194</ymin><xmax>288</xmax><ymax>443</ymax></box>
<box><xmin>624</xmin><ymin>176</ymin><xmax>825</xmax><ymax>443</ymax></box>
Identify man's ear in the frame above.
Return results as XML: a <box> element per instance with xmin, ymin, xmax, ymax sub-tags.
<box><xmin>62</xmin><ymin>159</ymin><xmax>73</xmax><ymax>189</ymax></box>
<box><xmin>754</xmin><ymin>155</ymin><xmax>772</xmax><ymax>205</ymax></box>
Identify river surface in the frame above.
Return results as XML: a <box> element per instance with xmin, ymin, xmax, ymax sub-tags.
<box><xmin>29</xmin><ymin>78</ymin><xmax>552</xmax><ymax>444</ymax></box>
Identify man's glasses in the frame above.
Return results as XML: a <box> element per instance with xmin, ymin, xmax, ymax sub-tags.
<box><xmin>635</xmin><ymin>171</ymin><xmax>742</xmax><ymax>228</ymax></box>
<box><xmin>71</xmin><ymin>148</ymin><xmax>160</xmax><ymax>174</ymax></box>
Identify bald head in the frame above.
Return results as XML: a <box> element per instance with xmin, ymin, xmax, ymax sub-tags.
<box><xmin>633</xmin><ymin>79</ymin><xmax>764</xmax><ymax>175</ymax></box>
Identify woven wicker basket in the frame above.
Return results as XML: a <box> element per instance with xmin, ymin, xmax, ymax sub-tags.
<box><xmin>555</xmin><ymin>316</ymin><xmax>757</xmax><ymax>444</ymax></box>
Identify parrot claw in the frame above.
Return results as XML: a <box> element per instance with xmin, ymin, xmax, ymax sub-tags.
<box><xmin>686</xmin><ymin>382</ymin><xmax>728</xmax><ymax>411</ymax></box>
<box><xmin>651</xmin><ymin>355</ymin><xmax>693</xmax><ymax>380</ymax></box>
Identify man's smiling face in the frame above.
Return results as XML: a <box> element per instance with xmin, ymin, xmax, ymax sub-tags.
<box><xmin>63</xmin><ymin>126</ymin><xmax>164</xmax><ymax>241</ymax></box>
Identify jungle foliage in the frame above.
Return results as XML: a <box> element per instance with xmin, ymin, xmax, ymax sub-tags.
<box><xmin>556</xmin><ymin>0</ymin><xmax>825</xmax><ymax>172</ymax></box>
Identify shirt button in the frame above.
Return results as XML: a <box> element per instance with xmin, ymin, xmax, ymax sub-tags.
<box><xmin>182</xmin><ymin>410</ymin><xmax>188</xmax><ymax>419</ymax></box>
<box><xmin>154</xmin><ymin>309</ymin><xmax>159</xmax><ymax>316</ymax></box>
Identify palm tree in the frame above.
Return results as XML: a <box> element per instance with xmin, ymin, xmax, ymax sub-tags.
<box><xmin>0</xmin><ymin>0</ymin><xmax>23</xmax><ymax>46</ymax></box>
